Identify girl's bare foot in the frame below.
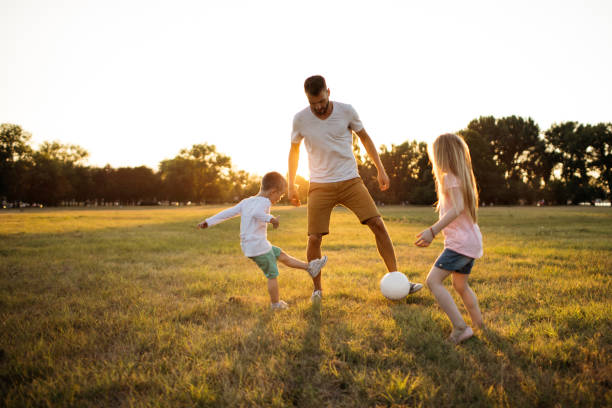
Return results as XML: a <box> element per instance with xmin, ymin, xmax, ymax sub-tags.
<box><xmin>448</xmin><ymin>326</ymin><xmax>474</xmax><ymax>344</ymax></box>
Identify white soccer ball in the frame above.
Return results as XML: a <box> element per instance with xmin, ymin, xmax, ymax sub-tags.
<box><xmin>380</xmin><ymin>271</ymin><xmax>411</xmax><ymax>300</ymax></box>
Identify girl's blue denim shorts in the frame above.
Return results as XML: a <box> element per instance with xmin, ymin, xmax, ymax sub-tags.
<box><xmin>434</xmin><ymin>248</ymin><xmax>475</xmax><ymax>274</ymax></box>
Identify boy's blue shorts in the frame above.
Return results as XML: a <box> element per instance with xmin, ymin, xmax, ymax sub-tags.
<box><xmin>249</xmin><ymin>246</ymin><xmax>282</xmax><ymax>279</ymax></box>
<box><xmin>434</xmin><ymin>248</ymin><xmax>475</xmax><ymax>275</ymax></box>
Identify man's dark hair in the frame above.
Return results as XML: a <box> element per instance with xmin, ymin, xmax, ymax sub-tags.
<box><xmin>304</xmin><ymin>75</ymin><xmax>327</xmax><ymax>96</ymax></box>
<box><xmin>261</xmin><ymin>171</ymin><xmax>287</xmax><ymax>192</ymax></box>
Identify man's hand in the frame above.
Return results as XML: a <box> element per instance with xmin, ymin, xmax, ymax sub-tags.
<box><xmin>197</xmin><ymin>221</ymin><xmax>208</xmax><ymax>229</ymax></box>
<box><xmin>288</xmin><ymin>185</ymin><xmax>301</xmax><ymax>207</ymax></box>
<box><xmin>377</xmin><ymin>170</ymin><xmax>390</xmax><ymax>191</ymax></box>
<box><xmin>414</xmin><ymin>228</ymin><xmax>434</xmax><ymax>247</ymax></box>
<box><xmin>270</xmin><ymin>217</ymin><xmax>280</xmax><ymax>229</ymax></box>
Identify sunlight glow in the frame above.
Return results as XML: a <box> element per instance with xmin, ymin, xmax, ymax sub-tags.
<box><xmin>1</xmin><ymin>0</ymin><xmax>611</xmax><ymax>177</ymax></box>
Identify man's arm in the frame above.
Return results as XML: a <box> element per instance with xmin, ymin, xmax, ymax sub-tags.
<box><xmin>355</xmin><ymin>128</ymin><xmax>390</xmax><ymax>191</ymax></box>
<box><xmin>288</xmin><ymin>142</ymin><xmax>301</xmax><ymax>206</ymax></box>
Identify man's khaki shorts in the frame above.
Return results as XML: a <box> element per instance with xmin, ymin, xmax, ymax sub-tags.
<box><xmin>307</xmin><ymin>177</ymin><xmax>380</xmax><ymax>236</ymax></box>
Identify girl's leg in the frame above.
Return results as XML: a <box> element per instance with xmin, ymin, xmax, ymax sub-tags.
<box><xmin>267</xmin><ymin>277</ymin><xmax>280</xmax><ymax>304</ymax></box>
<box><xmin>426</xmin><ymin>266</ymin><xmax>467</xmax><ymax>330</ymax></box>
<box><xmin>452</xmin><ymin>273</ymin><xmax>484</xmax><ymax>329</ymax></box>
<box><xmin>278</xmin><ymin>251</ymin><xmax>308</xmax><ymax>270</ymax></box>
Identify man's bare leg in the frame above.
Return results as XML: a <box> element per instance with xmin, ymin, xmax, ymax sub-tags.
<box><xmin>307</xmin><ymin>234</ymin><xmax>323</xmax><ymax>291</ymax></box>
<box><xmin>365</xmin><ymin>216</ymin><xmax>398</xmax><ymax>272</ymax></box>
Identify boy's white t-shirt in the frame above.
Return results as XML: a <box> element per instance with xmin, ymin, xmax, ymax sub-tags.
<box><xmin>205</xmin><ymin>196</ymin><xmax>274</xmax><ymax>257</ymax></box>
<box><xmin>291</xmin><ymin>101</ymin><xmax>364</xmax><ymax>183</ymax></box>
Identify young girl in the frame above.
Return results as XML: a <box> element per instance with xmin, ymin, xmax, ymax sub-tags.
<box><xmin>415</xmin><ymin>133</ymin><xmax>484</xmax><ymax>344</ymax></box>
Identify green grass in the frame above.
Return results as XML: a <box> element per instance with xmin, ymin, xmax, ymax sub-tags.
<box><xmin>0</xmin><ymin>205</ymin><xmax>610</xmax><ymax>407</ymax></box>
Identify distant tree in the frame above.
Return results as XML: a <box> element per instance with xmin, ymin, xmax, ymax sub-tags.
<box><xmin>90</xmin><ymin>165</ymin><xmax>118</xmax><ymax>204</ymax></box>
<box><xmin>545</xmin><ymin>122</ymin><xmax>589</xmax><ymax>181</ymax></box>
<box><xmin>459</xmin><ymin>128</ymin><xmax>506</xmax><ymax>205</ymax></box>
<box><xmin>113</xmin><ymin>166</ymin><xmax>160</xmax><ymax>205</ymax></box>
<box><xmin>359</xmin><ymin>141</ymin><xmax>435</xmax><ymax>205</ymax></box>
<box><xmin>226</xmin><ymin>170</ymin><xmax>260</xmax><ymax>202</ymax></box>
<box><xmin>0</xmin><ymin>123</ymin><xmax>33</xmax><ymax>202</ymax></box>
<box><xmin>407</xmin><ymin>141</ymin><xmax>436</xmax><ymax>205</ymax></box>
<box><xmin>544</xmin><ymin>122</ymin><xmax>609</xmax><ymax>203</ymax></box>
<box><xmin>23</xmin><ymin>141</ymin><xmax>89</xmax><ymax>206</ymax></box>
<box><xmin>159</xmin><ymin>144</ymin><xmax>232</xmax><ymax>203</ymax></box>
<box><xmin>71</xmin><ymin>165</ymin><xmax>95</xmax><ymax>203</ymax></box>
<box><xmin>465</xmin><ymin>116</ymin><xmax>549</xmax><ymax>204</ymax></box>
<box><xmin>159</xmin><ymin>158</ymin><xmax>190</xmax><ymax>203</ymax></box>
<box><xmin>37</xmin><ymin>141</ymin><xmax>88</xmax><ymax>164</ymax></box>
<box><xmin>589</xmin><ymin>123</ymin><xmax>612</xmax><ymax>200</ymax></box>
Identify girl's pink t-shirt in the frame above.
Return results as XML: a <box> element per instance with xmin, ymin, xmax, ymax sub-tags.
<box><xmin>440</xmin><ymin>173</ymin><xmax>483</xmax><ymax>259</ymax></box>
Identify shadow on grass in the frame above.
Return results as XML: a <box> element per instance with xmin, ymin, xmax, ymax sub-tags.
<box><xmin>389</xmin><ymin>303</ymin><xmax>508</xmax><ymax>407</ymax></box>
<box><xmin>389</xmin><ymin>300</ymin><xmax>605</xmax><ymax>407</ymax></box>
<box><xmin>281</xmin><ymin>302</ymin><xmax>323</xmax><ymax>406</ymax></box>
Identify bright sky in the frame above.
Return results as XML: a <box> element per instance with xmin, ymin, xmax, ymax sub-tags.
<box><xmin>1</xmin><ymin>0</ymin><xmax>611</xmax><ymax>177</ymax></box>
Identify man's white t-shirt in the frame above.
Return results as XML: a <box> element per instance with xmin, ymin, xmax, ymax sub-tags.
<box><xmin>291</xmin><ymin>101</ymin><xmax>364</xmax><ymax>183</ymax></box>
<box><xmin>205</xmin><ymin>196</ymin><xmax>274</xmax><ymax>257</ymax></box>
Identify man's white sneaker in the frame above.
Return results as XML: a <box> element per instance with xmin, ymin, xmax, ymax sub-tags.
<box><xmin>307</xmin><ymin>255</ymin><xmax>327</xmax><ymax>278</ymax></box>
<box><xmin>270</xmin><ymin>300</ymin><xmax>289</xmax><ymax>310</ymax></box>
<box><xmin>310</xmin><ymin>289</ymin><xmax>322</xmax><ymax>303</ymax></box>
<box><xmin>408</xmin><ymin>282</ymin><xmax>424</xmax><ymax>294</ymax></box>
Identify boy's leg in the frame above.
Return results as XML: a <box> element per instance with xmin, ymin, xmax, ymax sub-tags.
<box><xmin>250</xmin><ymin>248</ymin><xmax>282</xmax><ymax>305</ymax></box>
<box><xmin>278</xmin><ymin>251</ymin><xmax>308</xmax><ymax>270</ymax></box>
<box><xmin>426</xmin><ymin>266</ymin><xmax>467</xmax><ymax>330</ymax></box>
<box><xmin>365</xmin><ymin>216</ymin><xmax>397</xmax><ymax>272</ymax></box>
<box><xmin>452</xmin><ymin>273</ymin><xmax>484</xmax><ymax>329</ymax></box>
<box><xmin>267</xmin><ymin>277</ymin><xmax>280</xmax><ymax>304</ymax></box>
<box><xmin>279</xmin><ymin>249</ymin><xmax>327</xmax><ymax>280</ymax></box>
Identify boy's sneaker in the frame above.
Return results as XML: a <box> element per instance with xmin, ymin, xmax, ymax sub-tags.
<box><xmin>310</xmin><ymin>290</ymin><xmax>322</xmax><ymax>303</ymax></box>
<box><xmin>408</xmin><ymin>282</ymin><xmax>424</xmax><ymax>294</ymax></box>
<box><xmin>270</xmin><ymin>300</ymin><xmax>289</xmax><ymax>310</ymax></box>
<box><xmin>307</xmin><ymin>255</ymin><xmax>328</xmax><ymax>278</ymax></box>
<box><xmin>448</xmin><ymin>326</ymin><xmax>474</xmax><ymax>344</ymax></box>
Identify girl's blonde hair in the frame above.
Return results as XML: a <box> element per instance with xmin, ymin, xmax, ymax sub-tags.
<box><xmin>429</xmin><ymin>133</ymin><xmax>479</xmax><ymax>223</ymax></box>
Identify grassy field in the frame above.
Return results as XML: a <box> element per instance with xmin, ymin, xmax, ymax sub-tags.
<box><xmin>0</xmin><ymin>205</ymin><xmax>610</xmax><ymax>407</ymax></box>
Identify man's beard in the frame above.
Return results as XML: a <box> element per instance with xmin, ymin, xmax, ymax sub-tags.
<box><xmin>316</xmin><ymin>100</ymin><xmax>329</xmax><ymax>115</ymax></box>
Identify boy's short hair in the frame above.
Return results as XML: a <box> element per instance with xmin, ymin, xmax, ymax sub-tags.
<box><xmin>261</xmin><ymin>171</ymin><xmax>287</xmax><ymax>192</ymax></box>
<box><xmin>304</xmin><ymin>75</ymin><xmax>327</xmax><ymax>96</ymax></box>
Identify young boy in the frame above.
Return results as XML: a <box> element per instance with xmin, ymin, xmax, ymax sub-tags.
<box><xmin>198</xmin><ymin>171</ymin><xmax>327</xmax><ymax>310</ymax></box>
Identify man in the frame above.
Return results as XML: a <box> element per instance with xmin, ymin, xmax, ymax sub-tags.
<box><xmin>288</xmin><ymin>75</ymin><xmax>423</xmax><ymax>302</ymax></box>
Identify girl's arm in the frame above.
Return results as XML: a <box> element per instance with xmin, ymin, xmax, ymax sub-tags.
<box><xmin>198</xmin><ymin>202</ymin><xmax>242</xmax><ymax>229</ymax></box>
<box><xmin>415</xmin><ymin>186</ymin><xmax>464</xmax><ymax>247</ymax></box>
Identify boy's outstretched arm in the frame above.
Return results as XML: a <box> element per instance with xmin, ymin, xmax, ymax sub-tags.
<box><xmin>197</xmin><ymin>202</ymin><xmax>242</xmax><ymax>229</ymax></box>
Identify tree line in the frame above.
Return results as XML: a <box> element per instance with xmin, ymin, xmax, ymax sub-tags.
<box><xmin>359</xmin><ymin>116</ymin><xmax>611</xmax><ymax>205</ymax></box>
<box><xmin>1</xmin><ymin>117</ymin><xmax>610</xmax><ymax>207</ymax></box>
